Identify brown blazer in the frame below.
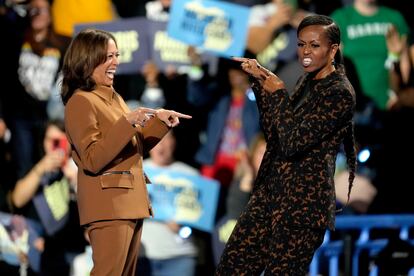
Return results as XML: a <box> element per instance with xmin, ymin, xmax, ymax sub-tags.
<box><xmin>64</xmin><ymin>85</ymin><xmax>169</xmax><ymax>226</ymax></box>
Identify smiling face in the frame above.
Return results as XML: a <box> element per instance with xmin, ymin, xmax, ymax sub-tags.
<box><xmin>297</xmin><ymin>25</ymin><xmax>338</xmax><ymax>79</ymax></box>
<box><xmin>91</xmin><ymin>39</ymin><xmax>119</xmax><ymax>87</ymax></box>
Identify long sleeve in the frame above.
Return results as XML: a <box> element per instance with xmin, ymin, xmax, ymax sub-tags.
<box><xmin>65</xmin><ymin>94</ymin><xmax>138</xmax><ymax>174</ymax></box>
<box><xmin>250</xmin><ymin>77</ymin><xmax>286</xmax><ymax>142</ymax></box>
<box><xmin>274</xmin><ymin>84</ymin><xmax>355</xmax><ymax>158</ymax></box>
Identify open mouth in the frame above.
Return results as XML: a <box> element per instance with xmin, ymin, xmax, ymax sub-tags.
<box><xmin>302</xmin><ymin>58</ymin><xmax>312</xmax><ymax>67</ymax></box>
<box><xmin>106</xmin><ymin>69</ymin><xmax>116</xmax><ymax>79</ymax></box>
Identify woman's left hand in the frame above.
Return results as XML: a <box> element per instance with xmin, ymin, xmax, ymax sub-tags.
<box><xmin>233</xmin><ymin>57</ymin><xmax>285</xmax><ymax>92</ymax></box>
<box><xmin>155</xmin><ymin>109</ymin><xmax>192</xmax><ymax>127</ymax></box>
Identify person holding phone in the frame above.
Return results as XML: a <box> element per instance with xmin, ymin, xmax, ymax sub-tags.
<box><xmin>61</xmin><ymin>28</ymin><xmax>191</xmax><ymax>275</ymax></box>
<box><xmin>216</xmin><ymin>14</ymin><xmax>357</xmax><ymax>275</ymax></box>
<box><xmin>10</xmin><ymin>119</ymin><xmax>85</xmax><ymax>275</ymax></box>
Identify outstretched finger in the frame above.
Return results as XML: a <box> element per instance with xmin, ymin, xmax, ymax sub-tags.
<box><xmin>257</xmin><ymin>64</ymin><xmax>270</xmax><ymax>76</ymax></box>
<box><xmin>173</xmin><ymin>111</ymin><xmax>192</xmax><ymax>119</ymax></box>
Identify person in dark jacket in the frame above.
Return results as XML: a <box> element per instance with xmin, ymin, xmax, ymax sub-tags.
<box><xmin>187</xmin><ymin>58</ymin><xmax>261</xmax><ymax>188</ymax></box>
<box><xmin>216</xmin><ymin>14</ymin><xmax>357</xmax><ymax>275</ymax></box>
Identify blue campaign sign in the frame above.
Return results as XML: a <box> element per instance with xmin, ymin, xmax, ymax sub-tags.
<box><xmin>146</xmin><ymin>19</ymin><xmax>220</xmax><ymax>74</ymax></box>
<box><xmin>74</xmin><ymin>17</ymin><xmax>151</xmax><ymax>74</ymax></box>
<box><xmin>144</xmin><ymin>166</ymin><xmax>220</xmax><ymax>232</ymax></box>
<box><xmin>167</xmin><ymin>0</ymin><xmax>250</xmax><ymax>57</ymax></box>
<box><xmin>146</xmin><ymin>20</ymin><xmax>193</xmax><ymax>72</ymax></box>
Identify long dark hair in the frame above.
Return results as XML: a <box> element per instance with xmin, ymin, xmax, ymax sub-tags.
<box><xmin>298</xmin><ymin>14</ymin><xmax>356</xmax><ymax>207</ymax></box>
<box><xmin>60</xmin><ymin>29</ymin><xmax>117</xmax><ymax>105</ymax></box>
<box><xmin>297</xmin><ymin>14</ymin><xmax>345</xmax><ymax>74</ymax></box>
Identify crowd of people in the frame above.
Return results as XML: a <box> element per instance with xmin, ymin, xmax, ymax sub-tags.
<box><xmin>0</xmin><ymin>0</ymin><xmax>413</xmax><ymax>275</ymax></box>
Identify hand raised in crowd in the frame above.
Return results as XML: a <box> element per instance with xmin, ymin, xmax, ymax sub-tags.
<box><xmin>232</xmin><ymin>57</ymin><xmax>285</xmax><ymax>93</ymax></box>
<box><xmin>267</xmin><ymin>1</ymin><xmax>293</xmax><ymax>31</ymax></box>
<box><xmin>289</xmin><ymin>9</ymin><xmax>309</xmax><ymax>29</ymax></box>
<box><xmin>35</xmin><ymin>150</ymin><xmax>66</xmax><ymax>175</ymax></box>
<box><xmin>386</xmin><ymin>24</ymin><xmax>407</xmax><ymax>57</ymax></box>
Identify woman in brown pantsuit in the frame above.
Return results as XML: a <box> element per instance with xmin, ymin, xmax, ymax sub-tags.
<box><xmin>61</xmin><ymin>29</ymin><xmax>191</xmax><ymax>275</ymax></box>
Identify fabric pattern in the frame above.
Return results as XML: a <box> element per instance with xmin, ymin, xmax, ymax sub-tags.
<box><xmin>216</xmin><ymin>69</ymin><xmax>355</xmax><ymax>274</ymax></box>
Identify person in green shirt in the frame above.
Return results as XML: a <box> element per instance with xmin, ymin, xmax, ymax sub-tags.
<box><xmin>331</xmin><ymin>0</ymin><xmax>409</xmax><ymax>110</ymax></box>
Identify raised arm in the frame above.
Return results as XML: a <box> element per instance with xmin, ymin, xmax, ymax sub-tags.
<box><xmin>233</xmin><ymin>57</ymin><xmax>286</xmax><ymax>141</ymax></box>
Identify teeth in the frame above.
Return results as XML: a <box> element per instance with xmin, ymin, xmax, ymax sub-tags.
<box><xmin>106</xmin><ymin>69</ymin><xmax>116</xmax><ymax>79</ymax></box>
<box><xmin>303</xmin><ymin>58</ymin><xmax>312</xmax><ymax>66</ymax></box>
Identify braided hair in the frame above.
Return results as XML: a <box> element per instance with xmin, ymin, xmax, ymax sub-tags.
<box><xmin>298</xmin><ymin>14</ymin><xmax>357</xmax><ymax>207</ymax></box>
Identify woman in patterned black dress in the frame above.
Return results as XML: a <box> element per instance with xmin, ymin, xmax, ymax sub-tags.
<box><xmin>216</xmin><ymin>14</ymin><xmax>357</xmax><ymax>275</ymax></box>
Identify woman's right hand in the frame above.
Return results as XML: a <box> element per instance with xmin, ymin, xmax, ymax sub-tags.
<box><xmin>232</xmin><ymin>57</ymin><xmax>285</xmax><ymax>92</ymax></box>
<box><xmin>155</xmin><ymin>109</ymin><xmax>192</xmax><ymax>128</ymax></box>
<box><xmin>126</xmin><ymin>107</ymin><xmax>192</xmax><ymax>127</ymax></box>
<box><xmin>36</xmin><ymin>151</ymin><xmax>65</xmax><ymax>175</ymax></box>
<box><xmin>126</xmin><ymin>107</ymin><xmax>157</xmax><ymax>127</ymax></box>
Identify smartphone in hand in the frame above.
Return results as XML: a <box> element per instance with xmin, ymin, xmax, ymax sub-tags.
<box><xmin>53</xmin><ymin>136</ymin><xmax>69</xmax><ymax>165</ymax></box>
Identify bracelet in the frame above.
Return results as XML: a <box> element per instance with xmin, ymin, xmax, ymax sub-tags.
<box><xmin>388</xmin><ymin>52</ymin><xmax>400</xmax><ymax>60</ymax></box>
<box><xmin>385</xmin><ymin>52</ymin><xmax>400</xmax><ymax>70</ymax></box>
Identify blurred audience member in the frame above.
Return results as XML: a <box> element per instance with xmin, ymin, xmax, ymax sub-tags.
<box><xmin>145</xmin><ymin>0</ymin><xmax>171</xmax><ymax>22</ymax></box>
<box><xmin>187</xmin><ymin>57</ymin><xmax>261</xmax><ymax>223</ymax></box>
<box><xmin>331</xmin><ymin>0</ymin><xmax>410</xmax><ymax>198</ymax></box>
<box><xmin>368</xmin><ymin>26</ymin><xmax>414</xmax><ymax>214</ymax></box>
<box><xmin>212</xmin><ymin>133</ymin><xmax>266</xmax><ymax>265</ymax></box>
<box><xmin>139</xmin><ymin>131</ymin><xmax>198</xmax><ymax>276</ymax></box>
<box><xmin>51</xmin><ymin>0</ymin><xmax>116</xmax><ymax>37</ymax></box>
<box><xmin>70</xmin><ymin>232</ymin><xmax>92</xmax><ymax>276</ymax></box>
<box><xmin>331</xmin><ymin>0</ymin><xmax>409</xmax><ymax>111</ymax></box>
<box><xmin>334</xmin><ymin>152</ymin><xmax>377</xmax><ymax>214</ymax></box>
<box><xmin>0</xmin><ymin>99</ymin><xmax>13</xmax><ymax>213</ymax></box>
<box><xmin>1</xmin><ymin>0</ymin><xmax>70</xmax><ymax>178</ymax></box>
<box><xmin>247</xmin><ymin>0</ymin><xmax>309</xmax><ymax>92</ymax></box>
<box><xmin>187</xmin><ymin>58</ymin><xmax>261</xmax><ymax>187</ymax></box>
<box><xmin>10</xmin><ymin>120</ymin><xmax>86</xmax><ymax>276</ymax></box>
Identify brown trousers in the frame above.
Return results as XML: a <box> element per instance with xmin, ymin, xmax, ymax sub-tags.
<box><xmin>86</xmin><ymin>219</ymin><xmax>143</xmax><ymax>276</ymax></box>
